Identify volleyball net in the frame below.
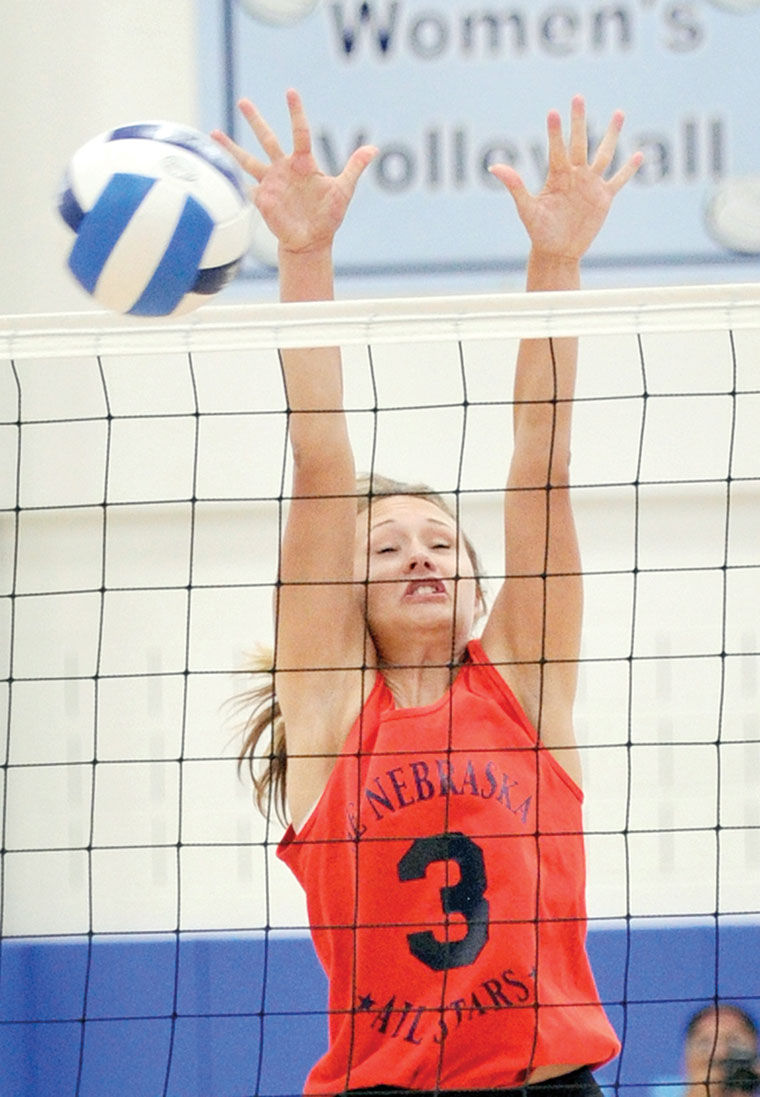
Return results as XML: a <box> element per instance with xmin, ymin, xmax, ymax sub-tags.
<box><xmin>1</xmin><ymin>283</ymin><xmax>759</xmax><ymax>1096</ymax></box>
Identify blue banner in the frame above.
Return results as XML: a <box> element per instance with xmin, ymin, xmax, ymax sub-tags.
<box><xmin>198</xmin><ymin>0</ymin><xmax>760</xmax><ymax>290</ymax></box>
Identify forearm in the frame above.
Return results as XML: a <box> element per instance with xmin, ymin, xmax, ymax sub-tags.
<box><xmin>511</xmin><ymin>250</ymin><xmax>580</xmax><ymax>483</ymax></box>
<box><xmin>278</xmin><ymin>245</ymin><xmax>354</xmax><ymax>489</ymax></box>
<box><xmin>496</xmin><ymin>98</ymin><xmax>641</xmax><ymax>483</ymax></box>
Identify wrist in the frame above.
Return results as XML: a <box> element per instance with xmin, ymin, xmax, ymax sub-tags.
<box><xmin>278</xmin><ymin>238</ymin><xmax>334</xmax><ymax>260</ymax></box>
<box><xmin>278</xmin><ymin>243</ymin><xmax>335</xmax><ymax>303</ymax></box>
<box><xmin>526</xmin><ymin>250</ymin><xmax>582</xmax><ymax>292</ymax></box>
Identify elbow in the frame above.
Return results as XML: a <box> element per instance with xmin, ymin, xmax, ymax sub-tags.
<box><xmin>290</xmin><ymin>436</ymin><xmax>356</xmax><ymax>496</ymax></box>
<box><xmin>509</xmin><ymin>447</ymin><xmax>572</xmax><ymax>491</ymax></box>
<box><xmin>549</xmin><ymin>448</ymin><xmax>572</xmax><ymax>489</ymax></box>
<box><xmin>288</xmin><ymin>412</ymin><xmax>352</xmax><ymax>470</ymax></box>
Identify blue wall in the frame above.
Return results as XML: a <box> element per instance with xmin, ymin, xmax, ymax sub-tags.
<box><xmin>1</xmin><ymin>920</ymin><xmax>757</xmax><ymax>1097</ymax></box>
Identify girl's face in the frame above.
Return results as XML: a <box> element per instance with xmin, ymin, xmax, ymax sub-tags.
<box><xmin>354</xmin><ymin>495</ymin><xmax>482</xmax><ymax>658</ymax></box>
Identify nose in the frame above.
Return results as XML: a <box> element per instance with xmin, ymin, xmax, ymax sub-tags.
<box><xmin>406</xmin><ymin>544</ymin><xmax>434</xmax><ymax>571</ymax></box>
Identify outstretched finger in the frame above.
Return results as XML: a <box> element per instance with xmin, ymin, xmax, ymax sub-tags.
<box><xmin>238</xmin><ymin>97</ymin><xmax>284</xmax><ymax>161</ymax></box>
<box><xmin>210</xmin><ymin>128</ymin><xmax>268</xmax><ymax>181</ymax></box>
<box><xmin>568</xmin><ymin>94</ymin><xmax>588</xmax><ymax>167</ymax></box>
<box><xmin>607</xmin><ymin>149</ymin><xmax>644</xmax><ymax>195</ymax></box>
<box><xmin>591</xmin><ymin>109</ymin><xmax>625</xmax><ymax>176</ymax></box>
<box><xmin>488</xmin><ymin>163</ymin><xmax>532</xmax><ymax>219</ymax></box>
<box><xmin>338</xmin><ymin>144</ymin><xmax>379</xmax><ymax>193</ymax></box>
<box><xmin>546</xmin><ymin>108</ymin><xmax>569</xmax><ymax>176</ymax></box>
<box><xmin>286</xmin><ymin>88</ymin><xmax>312</xmax><ymax>157</ymax></box>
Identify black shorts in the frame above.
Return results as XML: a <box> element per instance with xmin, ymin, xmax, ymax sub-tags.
<box><xmin>340</xmin><ymin>1065</ymin><xmax>604</xmax><ymax>1097</ymax></box>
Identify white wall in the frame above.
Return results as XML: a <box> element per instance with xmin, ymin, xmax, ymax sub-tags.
<box><xmin>2</xmin><ymin>308</ymin><xmax>759</xmax><ymax>937</ymax></box>
<box><xmin>0</xmin><ymin>2</ymin><xmax>758</xmax><ymax>940</ymax></box>
<box><xmin>0</xmin><ymin>0</ymin><xmax>199</xmax><ymax>315</ymax></box>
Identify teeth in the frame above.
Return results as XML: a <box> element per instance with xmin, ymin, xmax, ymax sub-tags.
<box><xmin>414</xmin><ymin>583</ymin><xmax>440</xmax><ymax>594</ymax></box>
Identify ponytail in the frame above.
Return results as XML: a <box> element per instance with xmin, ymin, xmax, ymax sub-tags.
<box><xmin>235</xmin><ymin>647</ymin><xmax>288</xmax><ymax>824</ymax></box>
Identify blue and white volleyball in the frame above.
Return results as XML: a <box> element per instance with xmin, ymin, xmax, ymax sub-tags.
<box><xmin>237</xmin><ymin>0</ymin><xmax>321</xmax><ymax>27</ymax></box>
<box><xmin>57</xmin><ymin>123</ymin><xmax>254</xmax><ymax>317</ymax></box>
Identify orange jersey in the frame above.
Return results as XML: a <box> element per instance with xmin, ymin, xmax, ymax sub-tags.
<box><xmin>278</xmin><ymin>639</ymin><xmax>620</xmax><ymax>1095</ymax></box>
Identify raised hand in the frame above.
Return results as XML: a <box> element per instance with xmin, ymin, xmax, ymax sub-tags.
<box><xmin>489</xmin><ymin>95</ymin><xmax>643</xmax><ymax>262</ymax></box>
<box><xmin>212</xmin><ymin>89</ymin><xmax>377</xmax><ymax>255</ymax></box>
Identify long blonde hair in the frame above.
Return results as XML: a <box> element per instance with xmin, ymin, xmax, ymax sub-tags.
<box><xmin>236</xmin><ymin>475</ymin><xmax>485</xmax><ymax>824</ymax></box>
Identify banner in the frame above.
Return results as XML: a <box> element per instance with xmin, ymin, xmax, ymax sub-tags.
<box><xmin>197</xmin><ymin>0</ymin><xmax>760</xmax><ymax>292</ymax></box>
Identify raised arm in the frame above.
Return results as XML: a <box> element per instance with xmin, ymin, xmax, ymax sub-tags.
<box><xmin>481</xmin><ymin>97</ymin><xmax>642</xmax><ymax>785</ymax></box>
<box><xmin>213</xmin><ymin>92</ymin><xmax>377</xmax><ymax>823</ymax></box>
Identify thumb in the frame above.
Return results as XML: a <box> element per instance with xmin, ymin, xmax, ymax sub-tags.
<box><xmin>339</xmin><ymin>144</ymin><xmax>379</xmax><ymax>192</ymax></box>
<box><xmin>489</xmin><ymin>163</ymin><xmax>532</xmax><ymax>213</ymax></box>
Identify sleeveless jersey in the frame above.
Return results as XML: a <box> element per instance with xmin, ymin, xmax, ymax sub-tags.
<box><xmin>277</xmin><ymin>639</ymin><xmax>620</xmax><ymax>1095</ymax></box>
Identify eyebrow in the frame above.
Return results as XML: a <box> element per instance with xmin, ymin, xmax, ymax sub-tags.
<box><xmin>369</xmin><ymin>517</ymin><xmax>457</xmax><ymax>532</ymax></box>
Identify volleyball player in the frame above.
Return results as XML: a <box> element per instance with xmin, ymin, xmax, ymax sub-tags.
<box><xmin>213</xmin><ymin>90</ymin><xmax>642</xmax><ymax>1097</ymax></box>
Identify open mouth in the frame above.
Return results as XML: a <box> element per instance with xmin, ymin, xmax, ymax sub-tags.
<box><xmin>404</xmin><ymin>578</ymin><xmax>447</xmax><ymax>598</ymax></box>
